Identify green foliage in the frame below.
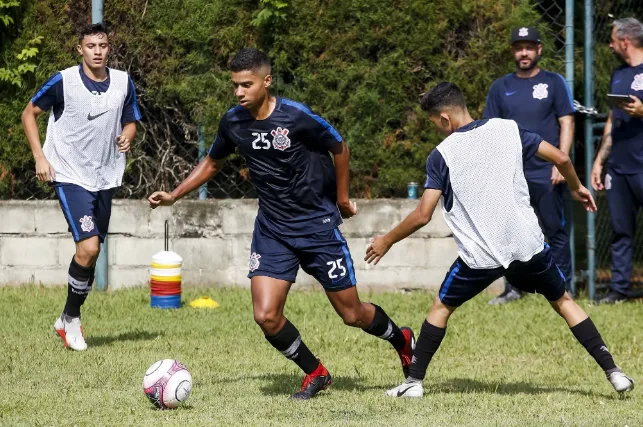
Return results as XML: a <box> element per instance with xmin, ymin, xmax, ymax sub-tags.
<box><xmin>1</xmin><ymin>0</ymin><xmax>618</xmax><ymax>199</ymax></box>
<box><xmin>0</xmin><ymin>1</ymin><xmax>40</xmax><ymax>88</ymax></box>
<box><xmin>0</xmin><ymin>0</ymin><xmax>20</xmax><ymax>26</ymax></box>
<box><xmin>252</xmin><ymin>0</ymin><xmax>289</xmax><ymax>27</ymax></box>
<box><xmin>0</xmin><ymin>35</ymin><xmax>41</xmax><ymax>87</ymax></box>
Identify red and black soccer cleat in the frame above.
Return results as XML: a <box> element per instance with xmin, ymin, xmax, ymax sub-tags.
<box><xmin>398</xmin><ymin>327</ymin><xmax>416</xmax><ymax>378</ymax></box>
<box><xmin>291</xmin><ymin>361</ymin><xmax>332</xmax><ymax>400</ymax></box>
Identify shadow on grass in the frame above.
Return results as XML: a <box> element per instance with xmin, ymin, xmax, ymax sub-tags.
<box><xmin>212</xmin><ymin>374</ymin><xmax>620</xmax><ymax>399</ymax></box>
<box><xmin>86</xmin><ymin>330</ymin><xmax>163</xmax><ymax>347</ymax></box>
<box><xmin>212</xmin><ymin>373</ymin><xmax>382</xmax><ymax>396</ymax></box>
<box><xmin>265</xmin><ymin>374</ymin><xmax>387</xmax><ymax>396</ymax></box>
<box><xmin>429</xmin><ymin>377</ymin><xmax>615</xmax><ymax>399</ymax></box>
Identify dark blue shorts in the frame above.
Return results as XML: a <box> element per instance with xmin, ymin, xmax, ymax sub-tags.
<box><xmin>248</xmin><ymin>219</ymin><xmax>357</xmax><ymax>291</ymax></box>
<box><xmin>439</xmin><ymin>245</ymin><xmax>566</xmax><ymax>307</ymax></box>
<box><xmin>52</xmin><ymin>182</ymin><xmax>113</xmax><ymax>243</ymax></box>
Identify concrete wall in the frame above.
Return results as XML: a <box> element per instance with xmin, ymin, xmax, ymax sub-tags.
<box><xmin>0</xmin><ymin>200</ymin><xmax>464</xmax><ymax>291</ymax></box>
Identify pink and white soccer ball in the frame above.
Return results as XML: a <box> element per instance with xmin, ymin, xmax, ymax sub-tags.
<box><xmin>143</xmin><ymin>359</ymin><xmax>192</xmax><ymax>409</ymax></box>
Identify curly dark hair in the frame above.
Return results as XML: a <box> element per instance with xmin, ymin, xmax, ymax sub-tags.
<box><xmin>78</xmin><ymin>22</ymin><xmax>110</xmax><ymax>44</ymax></box>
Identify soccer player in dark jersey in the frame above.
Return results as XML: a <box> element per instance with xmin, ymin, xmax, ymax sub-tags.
<box><xmin>148</xmin><ymin>48</ymin><xmax>415</xmax><ymax>400</ymax></box>
<box><xmin>21</xmin><ymin>23</ymin><xmax>141</xmax><ymax>351</ymax></box>
<box><xmin>484</xmin><ymin>27</ymin><xmax>575</xmax><ymax>304</ymax></box>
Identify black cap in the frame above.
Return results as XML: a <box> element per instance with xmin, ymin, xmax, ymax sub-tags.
<box><xmin>511</xmin><ymin>27</ymin><xmax>541</xmax><ymax>44</ymax></box>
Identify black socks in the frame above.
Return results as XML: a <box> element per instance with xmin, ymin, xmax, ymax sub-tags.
<box><xmin>570</xmin><ymin>318</ymin><xmax>617</xmax><ymax>372</ymax></box>
<box><xmin>363</xmin><ymin>304</ymin><xmax>406</xmax><ymax>351</ymax></box>
<box><xmin>63</xmin><ymin>256</ymin><xmax>94</xmax><ymax>318</ymax></box>
<box><xmin>408</xmin><ymin>320</ymin><xmax>447</xmax><ymax>381</ymax></box>
<box><xmin>265</xmin><ymin>319</ymin><xmax>319</xmax><ymax>375</ymax></box>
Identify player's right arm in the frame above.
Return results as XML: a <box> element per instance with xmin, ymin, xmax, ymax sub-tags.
<box><xmin>22</xmin><ymin>71</ymin><xmax>65</xmax><ymax>182</ymax></box>
<box><xmin>590</xmin><ymin>111</ymin><xmax>613</xmax><ymax>191</ymax></box>
<box><xmin>148</xmin><ymin>118</ymin><xmax>234</xmax><ymax>208</ymax></box>
<box><xmin>518</xmin><ymin>124</ymin><xmax>596</xmax><ymax>212</ymax></box>
<box><xmin>148</xmin><ymin>156</ymin><xmax>226</xmax><ymax>208</ymax></box>
<box><xmin>535</xmin><ymin>141</ymin><xmax>596</xmax><ymax>213</ymax></box>
<box><xmin>21</xmin><ymin>102</ymin><xmax>55</xmax><ymax>182</ymax></box>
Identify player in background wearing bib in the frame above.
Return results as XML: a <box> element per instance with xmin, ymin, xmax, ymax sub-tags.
<box><xmin>21</xmin><ymin>23</ymin><xmax>142</xmax><ymax>351</ymax></box>
<box><xmin>366</xmin><ymin>82</ymin><xmax>634</xmax><ymax>398</ymax></box>
<box><xmin>148</xmin><ymin>48</ymin><xmax>415</xmax><ymax>400</ymax></box>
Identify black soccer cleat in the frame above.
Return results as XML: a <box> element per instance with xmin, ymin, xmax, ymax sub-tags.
<box><xmin>291</xmin><ymin>361</ymin><xmax>332</xmax><ymax>400</ymax></box>
<box><xmin>598</xmin><ymin>291</ymin><xmax>627</xmax><ymax>305</ymax></box>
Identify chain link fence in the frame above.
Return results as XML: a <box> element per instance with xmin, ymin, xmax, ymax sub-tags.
<box><xmin>533</xmin><ymin>0</ymin><xmax>567</xmax><ymax>62</ymax></box>
<box><xmin>592</xmin><ymin>0</ymin><xmax>643</xmax><ymax>292</ymax></box>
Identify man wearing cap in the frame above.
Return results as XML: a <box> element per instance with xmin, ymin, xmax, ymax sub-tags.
<box><xmin>591</xmin><ymin>18</ymin><xmax>643</xmax><ymax>304</ymax></box>
<box><xmin>484</xmin><ymin>26</ymin><xmax>576</xmax><ymax>304</ymax></box>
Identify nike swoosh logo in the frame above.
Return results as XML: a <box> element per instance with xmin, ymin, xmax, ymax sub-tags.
<box><xmin>505</xmin><ymin>91</ymin><xmax>517</xmax><ymax>96</ymax></box>
<box><xmin>396</xmin><ymin>386</ymin><xmax>414</xmax><ymax>397</ymax></box>
<box><xmin>613</xmin><ymin>80</ymin><xmax>621</xmax><ymax>84</ymax></box>
<box><xmin>87</xmin><ymin>111</ymin><xmax>108</xmax><ymax>120</ymax></box>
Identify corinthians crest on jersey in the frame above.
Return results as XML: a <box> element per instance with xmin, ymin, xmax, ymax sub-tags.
<box><xmin>532</xmin><ymin>83</ymin><xmax>549</xmax><ymax>100</ymax></box>
<box><xmin>271</xmin><ymin>127</ymin><xmax>291</xmax><ymax>151</ymax></box>
<box><xmin>631</xmin><ymin>73</ymin><xmax>643</xmax><ymax>91</ymax></box>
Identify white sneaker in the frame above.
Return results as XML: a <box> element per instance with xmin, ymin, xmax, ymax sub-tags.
<box><xmin>53</xmin><ymin>315</ymin><xmax>87</xmax><ymax>351</ymax></box>
<box><xmin>385</xmin><ymin>381</ymin><xmax>424</xmax><ymax>398</ymax></box>
<box><xmin>607</xmin><ymin>369</ymin><xmax>634</xmax><ymax>393</ymax></box>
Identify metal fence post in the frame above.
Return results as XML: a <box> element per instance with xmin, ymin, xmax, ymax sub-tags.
<box><xmin>93</xmin><ymin>0</ymin><xmax>109</xmax><ymax>291</ymax></box>
<box><xmin>565</xmin><ymin>0</ymin><xmax>575</xmax><ymax>295</ymax></box>
<box><xmin>584</xmin><ymin>0</ymin><xmax>596</xmax><ymax>300</ymax></box>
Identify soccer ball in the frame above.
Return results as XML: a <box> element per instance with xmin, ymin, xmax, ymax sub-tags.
<box><xmin>143</xmin><ymin>359</ymin><xmax>193</xmax><ymax>409</ymax></box>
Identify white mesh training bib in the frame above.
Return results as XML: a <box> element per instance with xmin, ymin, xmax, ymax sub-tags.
<box><xmin>437</xmin><ymin>118</ymin><xmax>544</xmax><ymax>269</ymax></box>
<box><xmin>42</xmin><ymin>66</ymin><xmax>129</xmax><ymax>191</ymax></box>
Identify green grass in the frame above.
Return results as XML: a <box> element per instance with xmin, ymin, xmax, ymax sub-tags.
<box><xmin>1</xmin><ymin>286</ymin><xmax>641</xmax><ymax>427</ymax></box>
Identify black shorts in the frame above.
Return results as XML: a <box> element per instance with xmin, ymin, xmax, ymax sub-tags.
<box><xmin>438</xmin><ymin>244</ymin><xmax>566</xmax><ymax>307</ymax></box>
<box><xmin>52</xmin><ymin>182</ymin><xmax>113</xmax><ymax>243</ymax></box>
<box><xmin>248</xmin><ymin>219</ymin><xmax>357</xmax><ymax>291</ymax></box>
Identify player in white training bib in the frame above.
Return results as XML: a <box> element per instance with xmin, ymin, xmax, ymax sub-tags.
<box><xmin>21</xmin><ymin>23</ymin><xmax>141</xmax><ymax>351</ymax></box>
<box><xmin>366</xmin><ymin>82</ymin><xmax>634</xmax><ymax>398</ymax></box>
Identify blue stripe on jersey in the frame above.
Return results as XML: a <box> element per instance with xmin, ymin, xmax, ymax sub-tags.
<box><xmin>439</xmin><ymin>261</ymin><xmax>461</xmax><ymax>301</ymax></box>
<box><xmin>556</xmin><ymin>73</ymin><xmax>575</xmax><ymax>112</ymax></box>
<box><xmin>227</xmin><ymin>105</ymin><xmax>244</xmax><ymax>114</ymax></box>
<box><xmin>32</xmin><ymin>73</ymin><xmax>62</xmax><ymax>103</ymax></box>
<box><xmin>129</xmin><ymin>77</ymin><xmax>142</xmax><ymax>120</ymax></box>
<box><xmin>334</xmin><ymin>228</ymin><xmax>356</xmax><ymax>285</ymax></box>
<box><xmin>281</xmin><ymin>98</ymin><xmax>342</xmax><ymax>142</ymax></box>
<box><xmin>56</xmin><ymin>186</ymin><xmax>80</xmax><ymax>241</ymax></box>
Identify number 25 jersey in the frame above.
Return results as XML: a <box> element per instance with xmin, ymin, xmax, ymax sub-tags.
<box><xmin>208</xmin><ymin>97</ymin><xmax>343</xmax><ymax>236</ymax></box>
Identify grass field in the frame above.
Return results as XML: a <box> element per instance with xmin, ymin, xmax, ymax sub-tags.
<box><xmin>1</xmin><ymin>286</ymin><xmax>641</xmax><ymax>427</ymax></box>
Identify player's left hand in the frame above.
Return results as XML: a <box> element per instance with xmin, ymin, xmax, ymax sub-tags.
<box><xmin>622</xmin><ymin>95</ymin><xmax>643</xmax><ymax>118</ymax></box>
<box><xmin>365</xmin><ymin>235</ymin><xmax>392</xmax><ymax>265</ymax></box>
<box><xmin>338</xmin><ymin>200</ymin><xmax>357</xmax><ymax>219</ymax></box>
<box><xmin>116</xmin><ymin>135</ymin><xmax>131</xmax><ymax>153</ymax></box>
<box><xmin>570</xmin><ymin>185</ymin><xmax>597</xmax><ymax>213</ymax></box>
<box><xmin>551</xmin><ymin>166</ymin><xmax>565</xmax><ymax>185</ymax></box>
